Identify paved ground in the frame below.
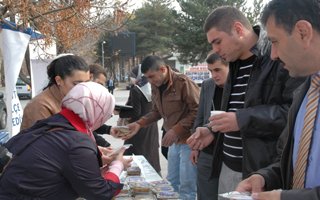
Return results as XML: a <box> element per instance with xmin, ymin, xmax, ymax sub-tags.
<box><xmin>1</xmin><ymin>84</ymin><xmax>168</xmax><ymax>178</ymax></box>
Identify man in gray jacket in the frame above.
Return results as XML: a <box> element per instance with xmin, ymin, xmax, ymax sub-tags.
<box><xmin>190</xmin><ymin>53</ymin><xmax>229</xmax><ymax>200</ymax></box>
<box><xmin>237</xmin><ymin>0</ymin><xmax>320</xmax><ymax>199</ymax></box>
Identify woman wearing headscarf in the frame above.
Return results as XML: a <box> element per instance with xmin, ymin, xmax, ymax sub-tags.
<box><xmin>0</xmin><ymin>82</ymin><xmax>132</xmax><ymax>200</ymax></box>
<box><xmin>21</xmin><ymin>55</ymin><xmax>112</xmax><ymax>148</ymax></box>
<box><xmin>117</xmin><ymin>65</ymin><xmax>161</xmax><ymax>173</ymax></box>
<box><xmin>21</xmin><ymin>54</ymin><xmax>91</xmax><ymax>130</ymax></box>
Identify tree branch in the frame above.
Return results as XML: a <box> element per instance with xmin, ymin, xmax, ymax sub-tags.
<box><xmin>30</xmin><ymin>4</ymin><xmax>74</xmax><ymax>21</ymax></box>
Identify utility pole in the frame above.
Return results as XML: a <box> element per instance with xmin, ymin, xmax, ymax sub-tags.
<box><xmin>101</xmin><ymin>41</ymin><xmax>106</xmax><ymax>68</ymax></box>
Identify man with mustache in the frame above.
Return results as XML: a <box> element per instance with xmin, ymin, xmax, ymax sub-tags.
<box><xmin>237</xmin><ymin>0</ymin><xmax>320</xmax><ymax>199</ymax></box>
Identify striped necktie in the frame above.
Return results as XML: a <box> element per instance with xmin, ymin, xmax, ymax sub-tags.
<box><xmin>293</xmin><ymin>74</ymin><xmax>320</xmax><ymax>189</ymax></box>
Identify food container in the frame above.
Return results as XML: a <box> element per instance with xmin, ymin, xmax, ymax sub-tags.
<box><xmin>149</xmin><ymin>180</ymin><xmax>171</xmax><ymax>187</ymax></box>
<box><xmin>130</xmin><ymin>181</ymin><xmax>152</xmax><ymax>194</ymax></box>
<box><xmin>152</xmin><ymin>185</ymin><xmax>174</xmax><ymax>193</ymax></box>
<box><xmin>156</xmin><ymin>191</ymin><xmax>180</xmax><ymax>200</ymax></box>
<box><xmin>126</xmin><ymin>176</ymin><xmax>146</xmax><ymax>185</ymax></box>
<box><xmin>134</xmin><ymin>194</ymin><xmax>157</xmax><ymax>200</ymax></box>
<box><xmin>113</xmin><ymin>196</ymin><xmax>134</xmax><ymax>200</ymax></box>
<box><xmin>127</xmin><ymin>166</ymin><xmax>141</xmax><ymax>176</ymax></box>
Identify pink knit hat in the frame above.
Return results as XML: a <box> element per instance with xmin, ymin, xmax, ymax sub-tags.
<box><xmin>61</xmin><ymin>82</ymin><xmax>115</xmax><ymax>132</ymax></box>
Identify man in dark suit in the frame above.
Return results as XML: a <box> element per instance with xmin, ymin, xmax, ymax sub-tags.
<box><xmin>190</xmin><ymin>53</ymin><xmax>229</xmax><ymax>200</ymax></box>
<box><xmin>236</xmin><ymin>0</ymin><xmax>320</xmax><ymax>199</ymax></box>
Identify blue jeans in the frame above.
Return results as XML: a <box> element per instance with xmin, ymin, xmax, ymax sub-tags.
<box><xmin>167</xmin><ymin>143</ymin><xmax>197</xmax><ymax>200</ymax></box>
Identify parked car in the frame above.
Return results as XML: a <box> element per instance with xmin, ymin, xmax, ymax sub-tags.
<box><xmin>16</xmin><ymin>78</ymin><xmax>32</xmax><ymax>99</ymax></box>
<box><xmin>0</xmin><ymin>92</ymin><xmax>7</xmax><ymax>129</ymax></box>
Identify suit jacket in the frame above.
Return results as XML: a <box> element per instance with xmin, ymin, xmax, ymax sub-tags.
<box><xmin>193</xmin><ymin>78</ymin><xmax>216</xmax><ymax>130</ymax></box>
<box><xmin>257</xmin><ymin>77</ymin><xmax>320</xmax><ymax>199</ymax></box>
<box><xmin>192</xmin><ymin>78</ymin><xmax>218</xmax><ymax>154</ymax></box>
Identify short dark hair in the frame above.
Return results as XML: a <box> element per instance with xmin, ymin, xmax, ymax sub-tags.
<box><xmin>141</xmin><ymin>55</ymin><xmax>166</xmax><ymax>74</ymax></box>
<box><xmin>261</xmin><ymin>0</ymin><xmax>320</xmax><ymax>34</ymax></box>
<box><xmin>206</xmin><ymin>53</ymin><xmax>228</xmax><ymax>66</ymax></box>
<box><xmin>46</xmin><ymin>55</ymin><xmax>89</xmax><ymax>88</ymax></box>
<box><xmin>204</xmin><ymin>6</ymin><xmax>252</xmax><ymax>34</ymax></box>
<box><xmin>89</xmin><ymin>63</ymin><xmax>107</xmax><ymax>79</ymax></box>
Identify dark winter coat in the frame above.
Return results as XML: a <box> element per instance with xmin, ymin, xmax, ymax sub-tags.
<box><xmin>0</xmin><ymin>114</ymin><xmax>121</xmax><ymax>200</ymax></box>
<box><xmin>211</xmin><ymin>26</ymin><xmax>305</xmax><ymax>179</ymax></box>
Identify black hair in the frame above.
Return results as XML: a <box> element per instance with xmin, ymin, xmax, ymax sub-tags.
<box><xmin>141</xmin><ymin>55</ymin><xmax>166</xmax><ymax>74</ymax></box>
<box><xmin>130</xmin><ymin>66</ymin><xmax>139</xmax><ymax>78</ymax></box>
<box><xmin>206</xmin><ymin>53</ymin><xmax>228</xmax><ymax>66</ymax></box>
<box><xmin>89</xmin><ymin>63</ymin><xmax>107</xmax><ymax>80</ymax></box>
<box><xmin>261</xmin><ymin>0</ymin><xmax>320</xmax><ymax>34</ymax></box>
<box><xmin>46</xmin><ymin>55</ymin><xmax>89</xmax><ymax>88</ymax></box>
<box><xmin>204</xmin><ymin>6</ymin><xmax>251</xmax><ymax>34</ymax></box>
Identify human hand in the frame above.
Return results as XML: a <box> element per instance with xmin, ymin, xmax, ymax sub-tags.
<box><xmin>110</xmin><ymin>127</ymin><xmax>118</xmax><ymax>137</ymax></box>
<box><xmin>121</xmin><ymin>122</ymin><xmax>141</xmax><ymax>140</ymax></box>
<box><xmin>190</xmin><ymin>150</ymin><xmax>199</xmax><ymax>165</ymax></box>
<box><xmin>113</xmin><ymin>110</ymin><xmax>120</xmax><ymax>115</ymax></box>
<box><xmin>186</xmin><ymin>127</ymin><xmax>214</xmax><ymax>150</ymax></box>
<box><xmin>98</xmin><ymin>146</ymin><xmax>113</xmax><ymax>155</ymax></box>
<box><xmin>99</xmin><ymin>146</ymin><xmax>116</xmax><ymax>166</ymax></box>
<box><xmin>162</xmin><ymin>129</ymin><xmax>178</xmax><ymax>147</ymax></box>
<box><xmin>251</xmin><ymin>190</ymin><xmax>281</xmax><ymax>200</ymax></box>
<box><xmin>111</xmin><ymin>126</ymin><xmax>130</xmax><ymax>138</ymax></box>
<box><xmin>115</xmin><ymin>147</ymin><xmax>133</xmax><ymax>170</ymax></box>
<box><xmin>236</xmin><ymin>174</ymin><xmax>265</xmax><ymax>194</ymax></box>
<box><xmin>208</xmin><ymin>112</ymin><xmax>240</xmax><ymax>132</ymax></box>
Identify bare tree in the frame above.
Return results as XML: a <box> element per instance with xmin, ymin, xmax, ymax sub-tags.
<box><xmin>1</xmin><ymin>0</ymin><xmax>132</xmax><ymax>53</ymax></box>
<box><xmin>0</xmin><ymin>0</ymin><xmax>133</xmax><ymax>85</ymax></box>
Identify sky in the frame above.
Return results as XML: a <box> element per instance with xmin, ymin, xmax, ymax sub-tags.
<box><xmin>131</xmin><ymin>0</ymin><xmax>271</xmax><ymax>11</ymax></box>
<box><xmin>247</xmin><ymin>0</ymin><xmax>271</xmax><ymax>8</ymax></box>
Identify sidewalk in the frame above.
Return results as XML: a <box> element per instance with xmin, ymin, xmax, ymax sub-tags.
<box><xmin>114</xmin><ymin>82</ymin><xmax>129</xmax><ymax>91</ymax></box>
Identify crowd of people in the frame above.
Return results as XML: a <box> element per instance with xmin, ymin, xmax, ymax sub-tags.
<box><xmin>0</xmin><ymin>0</ymin><xmax>319</xmax><ymax>199</ymax></box>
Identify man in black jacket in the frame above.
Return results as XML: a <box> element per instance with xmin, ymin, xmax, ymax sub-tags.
<box><xmin>187</xmin><ymin>6</ymin><xmax>304</xmax><ymax>197</ymax></box>
<box><xmin>236</xmin><ymin>0</ymin><xmax>320</xmax><ymax>199</ymax></box>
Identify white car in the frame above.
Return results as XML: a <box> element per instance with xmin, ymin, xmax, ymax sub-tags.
<box><xmin>16</xmin><ymin>78</ymin><xmax>32</xmax><ymax>99</ymax></box>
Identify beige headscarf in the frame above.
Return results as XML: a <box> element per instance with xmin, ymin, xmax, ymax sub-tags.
<box><xmin>61</xmin><ymin>82</ymin><xmax>115</xmax><ymax>132</ymax></box>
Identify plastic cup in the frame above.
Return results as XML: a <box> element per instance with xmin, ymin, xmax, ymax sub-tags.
<box><xmin>210</xmin><ymin>110</ymin><xmax>226</xmax><ymax>116</ymax></box>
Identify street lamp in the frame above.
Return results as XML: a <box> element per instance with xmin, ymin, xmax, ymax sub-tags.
<box><xmin>101</xmin><ymin>41</ymin><xmax>106</xmax><ymax>68</ymax></box>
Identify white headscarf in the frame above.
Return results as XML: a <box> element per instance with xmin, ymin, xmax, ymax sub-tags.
<box><xmin>61</xmin><ymin>82</ymin><xmax>115</xmax><ymax>132</ymax></box>
<box><xmin>130</xmin><ymin>65</ymin><xmax>152</xmax><ymax>102</ymax></box>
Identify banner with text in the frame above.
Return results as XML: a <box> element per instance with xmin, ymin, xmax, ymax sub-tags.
<box><xmin>0</xmin><ymin>28</ymin><xmax>31</xmax><ymax>136</ymax></box>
